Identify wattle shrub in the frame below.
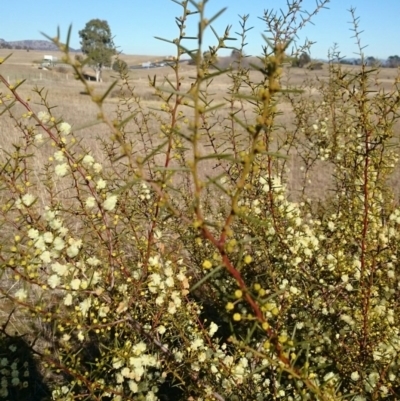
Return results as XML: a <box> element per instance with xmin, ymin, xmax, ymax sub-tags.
<box><xmin>1</xmin><ymin>1</ymin><xmax>400</xmax><ymax>400</ymax></box>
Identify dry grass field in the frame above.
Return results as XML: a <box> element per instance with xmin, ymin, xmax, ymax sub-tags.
<box><xmin>1</xmin><ymin>49</ymin><xmax>400</xmax><ymax>200</ymax></box>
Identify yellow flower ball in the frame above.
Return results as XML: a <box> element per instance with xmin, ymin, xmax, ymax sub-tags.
<box><xmin>233</xmin><ymin>313</ymin><xmax>241</xmax><ymax>321</ymax></box>
<box><xmin>202</xmin><ymin>260</ymin><xmax>212</xmax><ymax>269</ymax></box>
<box><xmin>244</xmin><ymin>255</ymin><xmax>252</xmax><ymax>264</ymax></box>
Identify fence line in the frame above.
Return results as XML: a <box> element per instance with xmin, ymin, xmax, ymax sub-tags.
<box><xmin>5</xmin><ymin>73</ymin><xmax>82</xmax><ymax>87</ymax></box>
<box><xmin>6</xmin><ymin>73</ymin><xmax>71</xmax><ymax>80</ymax></box>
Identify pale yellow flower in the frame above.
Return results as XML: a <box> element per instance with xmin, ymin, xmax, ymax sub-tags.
<box><xmin>121</xmin><ymin>367</ymin><xmax>131</xmax><ymax>378</ymax></box>
<box><xmin>34</xmin><ymin>133</ymin><xmax>43</xmax><ymax>144</ymax></box>
<box><xmin>48</xmin><ymin>274</ymin><xmax>61</xmax><ymax>289</ymax></box>
<box><xmin>22</xmin><ymin>193</ymin><xmax>35</xmax><ymax>207</ymax></box>
<box><xmin>93</xmin><ymin>163</ymin><xmax>103</xmax><ymax>173</ymax></box>
<box><xmin>58</xmin><ymin>226</ymin><xmax>69</xmax><ymax>236</ymax></box>
<box><xmin>28</xmin><ymin>228</ymin><xmax>39</xmax><ymax>239</ymax></box>
<box><xmin>190</xmin><ymin>337</ymin><xmax>204</xmax><ymax>351</ymax></box>
<box><xmin>51</xmin><ymin>262</ymin><xmax>68</xmax><ymax>276</ymax></box>
<box><xmin>79</xmin><ymin>298</ymin><xmax>91</xmax><ymax>316</ymax></box>
<box><xmin>52</xmin><ymin>237</ymin><xmax>65</xmax><ymax>251</ymax></box>
<box><xmin>87</xmin><ymin>257</ymin><xmax>100</xmax><ymax>266</ymax></box>
<box><xmin>43</xmin><ymin>232</ymin><xmax>54</xmax><ymax>243</ymax></box>
<box><xmin>67</xmin><ymin>245</ymin><xmax>79</xmax><ymax>258</ymax></box>
<box><xmin>208</xmin><ymin>322</ymin><xmax>218</xmax><ymax>337</ymax></box>
<box><xmin>155</xmin><ymin>295</ymin><xmax>164</xmax><ymax>305</ymax></box>
<box><xmin>15</xmin><ymin>288</ymin><xmax>28</xmax><ymax>301</ymax></box>
<box><xmin>164</xmin><ymin>266</ymin><xmax>173</xmax><ymax>276</ymax></box>
<box><xmin>54</xmin><ymin>150</ymin><xmax>65</xmax><ymax>162</ymax></box>
<box><xmin>115</xmin><ymin>372</ymin><xmax>124</xmax><ymax>384</ymax></box>
<box><xmin>40</xmin><ymin>251</ymin><xmax>51</xmax><ymax>263</ymax></box>
<box><xmin>113</xmin><ymin>358</ymin><xmax>123</xmax><ymax>369</ymax></box>
<box><xmin>103</xmin><ymin>194</ymin><xmax>118</xmax><ymax>211</ymax></box>
<box><xmin>59</xmin><ymin>121</ymin><xmax>71</xmax><ymax>135</ymax></box>
<box><xmin>49</xmin><ymin>218</ymin><xmax>63</xmax><ymax>230</ymax></box>
<box><xmin>128</xmin><ymin>380</ymin><xmax>138</xmax><ymax>393</ymax></box>
<box><xmin>132</xmin><ymin>342</ymin><xmax>146</xmax><ymax>355</ymax></box>
<box><xmin>165</xmin><ymin>277</ymin><xmax>174</xmax><ymax>287</ymax></box>
<box><xmin>61</xmin><ymin>334</ymin><xmax>71</xmax><ymax>342</ymax></box>
<box><xmin>64</xmin><ymin>293</ymin><xmax>73</xmax><ymax>305</ymax></box>
<box><xmin>91</xmin><ymin>271</ymin><xmax>101</xmax><ymax>285</ymax></box>
<box><xmin>168</xmin><ymin>302</ymin><xmax>176</xmax><ymax>315</ymax></box>
<box><xmin>96</xmin><ymin>178</ymin><xmax>107</xmax><ymax>190</ymax></box>
<box><xmin>85</xmin><ymin>196</ymin><xmax>96</xmax><ymax>208</ymax></box>
<box><xmin>34</xmin><ymin>236</ymin><xmax>46</xmax><ymax>251</ymax></box>
<box><xmin>55</xmin><ymin>163</ymin><xmax>69</xmax><ymax>177</ymax></box>
<box><xmin>70</xmin><ymin>278</ymin><xmax>81</xmax><ymax>290</ymax></box>
<box><xmin>38</xmin><ymin>111</ymin><xmax>50</xmax><ymax>123</ymax></box>
<box><xmin>82</xmin><ymin>154</ymin><xmax>95</xmax><ymax>166</ymax></box>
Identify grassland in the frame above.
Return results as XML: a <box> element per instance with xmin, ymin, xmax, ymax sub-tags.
<box><xmin>1</xmin><ymin>49</ymin><xmax>400</xmax><ymax>200</ymax></box>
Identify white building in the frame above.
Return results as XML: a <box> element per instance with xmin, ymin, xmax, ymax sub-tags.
<box><xmin>42</xmin><ymin>55</ymin><xmax>58</xmax><ymax>67</ymax></box>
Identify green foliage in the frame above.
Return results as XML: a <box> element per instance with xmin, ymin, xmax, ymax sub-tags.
<box><xmin>387</xmin><ymin>55</ymin><xmax>400</xmax><ymax>68</ymax></box>
<box><xmin>1</xmin><ymin>1</ymin><xmax>400</xmax><ymax>400</ymax></box>
<box><xmin>78</xmin><ymin>18</ymin><xmax>116</xmax><ymax>81</ymax></box>
<box><xmin>293</xmin><ymin>52</ymin><xmax>311</xmax><ymax>67</ymax></box>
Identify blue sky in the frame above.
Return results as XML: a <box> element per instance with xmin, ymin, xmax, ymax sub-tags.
<box><xmin>1</xmin><ymin>0</ymin><xmax>399</xmax><ymax>60</ymax></box>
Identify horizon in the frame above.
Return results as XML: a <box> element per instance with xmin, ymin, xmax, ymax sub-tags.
<box><xmin>1</xmin><ymin>0</ymin><xmax>399</xmax><ymax>60</ymax></box>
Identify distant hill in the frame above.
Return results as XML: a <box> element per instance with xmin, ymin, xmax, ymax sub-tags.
<box><xmin>0</xmin><ymin>39</ymin><xmax>78</xmax><ymax>52</ymax></box>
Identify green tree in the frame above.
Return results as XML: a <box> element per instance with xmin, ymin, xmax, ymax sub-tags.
<box><xmin>299</xmin><ymin>52</ymin><xmax>311</xmax><ymax>68</ymax></box>
<box><xmin>366</xmin><ymin>55</ymin><xmax>380</xmax><ymax>67</ymax></box>
<box><xmin>293</xmin><ymin>51</ymin><xmax>311</xmax><ymax>67</ymax></box>
<box><xmin>78</xmin><ymin>19</ymin><xmax>116</xmax><ymax>82</ymax></box>
<box><xmin>387</xmin><ymin>55</ymin><xmax>400</xmax><ymax>68</ymax></box>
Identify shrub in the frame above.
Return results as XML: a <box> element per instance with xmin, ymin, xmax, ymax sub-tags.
<box><xmin>56</xmin><ymin>65</ymin><xmax>68</xmax><ymax>74</ymax></box>
<box><xmin>1</xmin><ymin>2</ymin><xmax>400</xmax><ymax>400</ymax></box>
<box><xmin>307</xmin><ymin>62</ymin><xmax>323</xmax><ymax>70</ymax></box>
